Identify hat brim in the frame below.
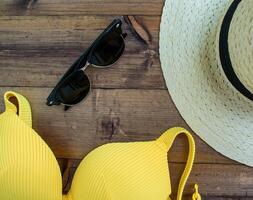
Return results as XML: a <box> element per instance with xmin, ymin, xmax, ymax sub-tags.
<box><xmin>159</xmin><ymin>0</ymin><xmax>253</xmax><ymax>166</ymax></box>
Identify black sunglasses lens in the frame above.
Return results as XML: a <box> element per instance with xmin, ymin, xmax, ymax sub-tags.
<box><xmin>57</xmin><ymin>71</ymin><xmax>90</xmax><ymax>105</ymax></box>
<box><xmin>90</xmin><ymin>30</ymin><xmax>125</xmax><ymax>66</ymax></box>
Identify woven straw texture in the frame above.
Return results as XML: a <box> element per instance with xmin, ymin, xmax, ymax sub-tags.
<box><xmin>159</xmin><ymin>0</ymin><xmax>253</xmax><ymax>166</ymax></box>
<box><xmin>228</xmin><ymin>1</ymin><xmax>253</xmax><ymax>93</ymax></box>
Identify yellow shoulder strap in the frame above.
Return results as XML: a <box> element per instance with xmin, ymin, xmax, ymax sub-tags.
<box><xmin>4</xmin><ymin>91</ymin><xmax>32</xmax><ymax>127</ymax></box>
<box><xmin>157</xmin><ymin>127</ymin><xmax>201</xmax><ymax>200</ymax></box>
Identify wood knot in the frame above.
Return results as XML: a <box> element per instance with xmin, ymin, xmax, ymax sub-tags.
<box><xmin>100</xmin><ymin>116</ymin><xmax>120</xmax><ymax>140</ymax></box>
<box><xmin>143</xmin><ymin>49</ymin><xmax>157</xmax><ymax>70</ymax></box>
<box><xmin>18</xmin><ymin>0</ymin><xmax>38</xmax><ymax>10</ymax></box>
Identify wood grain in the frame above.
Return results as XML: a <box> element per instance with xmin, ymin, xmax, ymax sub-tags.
<box><xmin>57</xmin><ymin>159</ymin><xmax>253</xmax><ymax>197</ymax></box>
<box><xmin>0</xmin><ymin>87</ymin><xmax>236</xmax><ymax>164</ymax></box>
<box><xmin>0</xmin><ymin>0</ymin><xmax>163</xmax><ymax>16</ymax></box>
<box><xmin>0</xmin><ymin>16</ymin><xmax>162</xmax><ymax>89</ymax></box>
<box><xmin>1</xmin><ymin>1</ymin><xmax>253</xmax><ymax>198</ymax></box>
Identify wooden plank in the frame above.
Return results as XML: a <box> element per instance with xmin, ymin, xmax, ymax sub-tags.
<box><xmin>0</xmin><ymin>0</ymin><xmax>163</xmax><ymax>16</ymax></box>
<box><xmin>0</xmin><ymin>87</ymin><xmax>237</xmax><ymax>164</ymax></box>
<box><xmin>0</xmin><ymin>16</ymin><xmax>164</xmax><ymax>89</ymax></box>
<box><xmin>1</xmin><ymin>2</ymin><xmax>251</xmax><ymax>199</ymax></box>
<box><xmin>202</xmin><ymin>198</ymin><xmax>251</xmax><ymax>200</ymax></box>
<box><xmin>0</xmin><ymin>16</ymin><xmax>159</xmax><ymax>46</ymax></box>
<box><xmin>172</xmin><ymin>196</ymin><xmax>251</xmax><ymax>200</ymax></box>
<box><xmin>57</xmin><ymin>159</ymin><xmax>253</xmax><ymax>197</ymax></box>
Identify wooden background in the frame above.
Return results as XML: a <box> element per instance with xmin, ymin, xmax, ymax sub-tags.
<box><xmin>0</xmin><ymin>0</ymin><xmax>253</xmax><ymax>199</ymax></box>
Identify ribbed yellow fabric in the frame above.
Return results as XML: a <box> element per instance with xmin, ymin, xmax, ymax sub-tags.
<box><xmin>66</xmin><ymin>127</ymin><xmax>195</xmax><ymax>200</ymax></box>
<box><xmin>0</xmin><ymin>91</ymin><xmax>199</xmax><ymax>200</ymax></box>
<box><xmin>0</xmin><ymin>91</ymin><xmax>62</xmax><ymax>200</ymax></box>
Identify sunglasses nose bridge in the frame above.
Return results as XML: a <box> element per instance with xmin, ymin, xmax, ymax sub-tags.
<box><xmin>80</xmin><ymin>62</ymin><xmax>91</xmax><ymax>71</ymax></box>
<box><xmin>47</xmin><ymin>18</ymin><xmax>125</xmax><ymax>109</ymax></box>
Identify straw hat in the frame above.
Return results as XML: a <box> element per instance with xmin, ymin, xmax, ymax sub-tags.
<box><xmin>160</xmin><ymin>0</ymin><xmax>253</xmax><ymax>166</ymax></box>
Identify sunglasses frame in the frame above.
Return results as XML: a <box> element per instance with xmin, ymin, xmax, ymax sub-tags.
<box><xmin>47</xmin><ymin>18</ymin><xmax>127</xmax><ymax>109</ymax></box>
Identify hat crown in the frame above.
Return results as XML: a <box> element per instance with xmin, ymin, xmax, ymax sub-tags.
<box><xmin>229</xmin><ymin>0</ymin><xmax>253</xmax><ymax>92</ymax></box>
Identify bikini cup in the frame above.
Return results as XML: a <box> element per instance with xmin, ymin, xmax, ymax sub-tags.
<box><xmin>0</xmin><ymin>91</ymin><xmax>198</xmax><ymax>200</ymax></box>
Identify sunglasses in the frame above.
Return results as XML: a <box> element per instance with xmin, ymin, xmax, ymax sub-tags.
<box><xmin>46</xmin><ymin>19</ymin><xmax>127</xmax><ymax>110</ymax></box>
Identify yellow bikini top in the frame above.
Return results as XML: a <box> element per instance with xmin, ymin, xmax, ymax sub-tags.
<box><xmin>0</xmin><ymin>91</ymin><xmax>200</xmax><ymax>200</ymax></box>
